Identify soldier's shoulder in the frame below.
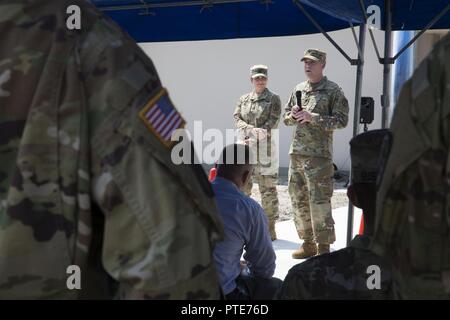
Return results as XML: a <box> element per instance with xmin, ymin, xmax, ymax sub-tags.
<box><xmin>76</xmin><ymin>3</ymin><xmax>132</xmax><ymax>54</ymax></box>
<box><xmin>266</xmin><ymin>89</ymin><xmax>279</xmax><ymax>97</ymax></box>
<box><xmin>287</xmin><ymin>254</ymin><xmax>328</xmax><ymax>276</ymax></box>
<box><xmin>425</xmin><ymin>32</ymin><xmax>450</xmax><ymax>79</ymax></box>
<box><xmin>266</xmin><ymin>90</ymin><xmax>280</xmax><ymax>103</ymax></box>
<box><xmin>433</xmin><ymin>32</ymin><xmax>450</xmax><ymax>60</ymax></box>
<box><xmin>287</xmin><ymin>247</ymin><xmax>355</xmax><ymax>277</ymax></box>
<box><xmin>295</xmin><ymin>82</ymin><xmax>308</xmax><ymax>91</ymax></box>
<box><xmin>246</xmin><ymin>196</ymin><xmax>263</xmax><ymax>212</ymax></box>
<box><xmin>239</xmin><ymin>92</ymin><xmax>252</xmax><ymax>101</ymax></box>
<box><xmin>324</xmin><ymin>79</ymin><xmax>341</xmax><ymax>91</ymax></box>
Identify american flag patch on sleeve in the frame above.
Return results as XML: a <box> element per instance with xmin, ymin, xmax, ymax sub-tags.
<box><xmin>138</xmin><ymin>88</ymin><xmax>186</xmax><ymax>148</ymax></box>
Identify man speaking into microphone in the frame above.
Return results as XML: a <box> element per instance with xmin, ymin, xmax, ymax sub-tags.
<box><xmin>283</xmin><ymin>49</ymin><xmax>349</xmax><ymax>259</ymax></box>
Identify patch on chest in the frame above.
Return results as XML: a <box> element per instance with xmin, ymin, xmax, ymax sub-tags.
<box><xmin>304</xmin><ymin>92</ymin><xmax>331</xmax><ymax>114</ymax></box>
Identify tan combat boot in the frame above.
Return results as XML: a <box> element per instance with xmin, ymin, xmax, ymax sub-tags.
<box><xmin>292</xmin><ymin>241</ymin><xmax>317</xmax><ymax>259</ymax></box>
<box><xmin>317</xmin><ymin>244</ymin><xmax>330</xmax><ymax>255</ymax></box>
<box><xmin>269</xmin><ymin>220</ymin><xmax>277</xmax><ymax>241</ymax></box>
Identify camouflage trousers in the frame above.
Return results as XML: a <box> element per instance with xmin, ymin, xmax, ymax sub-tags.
<box><xmin>243</xmin><ymin>166</ymin><xmax>279</xmax><ymax>222</ymax></box>
<box><xmin>288</xmin><ymin>155</ymin><xmax>335</xmax><ymax>244</ymax></box>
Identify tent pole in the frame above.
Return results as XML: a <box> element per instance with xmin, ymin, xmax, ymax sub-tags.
<box><xmin>346</xmin><ymin>23</ymin><xmax>366</xmax><ymax>246</ymax></box>
<box><xmin>359</xmin><ymin>0</ymin><xmax>381</xmax><ymax>61</ymax></box>
<box><xmin>381</xmin><ymin>0</ymin><xmax>393</xmax><ymax>128</ymax></box>
<box><xmin>349</xmin><ymin>22</ymin><xmax>364</xmax><ymax>59</ymax></box>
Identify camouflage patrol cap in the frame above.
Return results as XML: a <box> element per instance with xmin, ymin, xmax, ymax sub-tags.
<box><xmin>250</xmin><ymin>65</ymin><xmax>268</xmax><ymax>78</ymax></box>
<box><xmin>350</xmin><ymin>129</ymin><xmax>391</xmax><ymax>184</ymax></box>
<box><xmin>301</xmin><ymin>49</ymin><xmax>326</xmax><ymax>62</ymax></box>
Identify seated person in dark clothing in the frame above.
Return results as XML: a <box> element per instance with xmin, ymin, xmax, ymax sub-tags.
<box><xmin>278</xmin><ymin>129</ymin><xmax>393</xmax><ymax>299</ymax></box>
<box><xmin>212</xmin><ymin>144</ymin><xmax>282</xmax><ymax>300</ymax></box>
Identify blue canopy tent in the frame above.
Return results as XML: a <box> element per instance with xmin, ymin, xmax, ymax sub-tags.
<box><xmin>92</xmin><ymin>0</ymin><xmax>354</xmax><ymax>42</ymax></box>
<box><xmin>91</xmin><ymin>0</ymin><xmax>450</xmax><ymax>244</ymax></box>
<box><xmin>92</xmin><ymin>1</ymin><xmax>450</xmax><ymax>42</ymax></box>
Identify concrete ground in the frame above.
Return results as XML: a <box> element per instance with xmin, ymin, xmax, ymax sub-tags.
<box><xmin>247</xmin><ymin>180</ymin><xmax>362</xmax><ymax>280</ymax></box>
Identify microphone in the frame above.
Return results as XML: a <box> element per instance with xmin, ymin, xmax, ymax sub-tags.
<box><xmin>295</xmin><ymin>91</ymin><xmax>303</xmax><ymax>110</ymax></box>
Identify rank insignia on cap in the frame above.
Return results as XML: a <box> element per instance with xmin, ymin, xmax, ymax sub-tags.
<box><xmin>139</xmin><ymin>88</ymin><xmax>186</xmax><ymax>148</ymax></box>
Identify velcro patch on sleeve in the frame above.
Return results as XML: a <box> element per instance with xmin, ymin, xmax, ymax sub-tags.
<box><xmin>138</xmin><ymin>88</ymin><xmax>186</xmax><ymax>148</ymax></box>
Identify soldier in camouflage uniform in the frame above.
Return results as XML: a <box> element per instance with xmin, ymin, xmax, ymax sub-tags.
<box><xmin>233</xmin><ymin>65</ymin><xmax>281</xmax><ymax>241</ymax></box>
<box><xmin>278</xmin><ymin>130</ymin><xmax>393</xmax><ymax>299</ymax></box>
<box><xmin>371</xmin><ymin>32</ymin><xmax>450</xmax><ymax>299</ymax></box>
<box><xmin>0</xmin><ymin>0</ymin><xmax>223</xmax><ymax>299</ymax></box>
<box><xmin>284</xmin><ymin>49</ymin><xmax>349</xmax><ymax>259</ymax></box>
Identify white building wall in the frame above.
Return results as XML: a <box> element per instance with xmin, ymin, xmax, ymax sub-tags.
<box><xmin>140</xmin><ymin>27</ymin><xmax>385</xmax><ymax>171</ymax></box>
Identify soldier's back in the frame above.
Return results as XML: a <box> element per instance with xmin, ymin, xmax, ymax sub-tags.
<box><xmin>0</xmin><ymin>0</ymin><xmax>222</xmax><ymax>299</ymax></box>
<box><xmin>278</xmin><ymin>236</ymin><xmax>392</xmax><ymax>299</ymax></box>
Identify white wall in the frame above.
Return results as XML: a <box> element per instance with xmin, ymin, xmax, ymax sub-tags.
<box><xmin>139</xmin><ymin>27</ymin><xmax>385</xmax><ymax>171</ymax></box>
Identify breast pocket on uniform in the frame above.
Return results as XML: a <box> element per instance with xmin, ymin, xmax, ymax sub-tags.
<box><xmin>258</xmin><ymin>100</ymin><xmax>272</xmax><ymax>117</ymax></box>
<box><xmin>241</xmin><ymin>102</ymin><xmax>251</xmax><ymax>113</ymax></box>
<box><xmin>312</xmin><ymin>95</ymin><xmax>330</xmax><ymax>115</ymax></box>
<box><xmin>300</xmin><ymin>96</ymin><xmax>309</xmax><ymax>110</ymax></box>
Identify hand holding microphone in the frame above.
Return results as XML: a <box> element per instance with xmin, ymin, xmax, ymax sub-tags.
<box><xmin>292</xmin><ymin>91</ymin><xmax>312</xmax><ymax>123</ymax></box>
<box><xmin>292</xmin><ymin>91</ymin><xmax>302</xmax><ymax>119</ymax></box>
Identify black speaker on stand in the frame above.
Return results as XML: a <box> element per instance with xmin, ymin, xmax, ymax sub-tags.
<box><xmin>360</xmin><ymin>97</ymin><xmax>374</xmax><ymax>132</ymax></box>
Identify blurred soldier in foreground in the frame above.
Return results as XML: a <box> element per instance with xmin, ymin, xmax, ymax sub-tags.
<box><xmin>0</xmin><ymin>0</ymin><xmax>223</xmax><ymax>299</ymax></box>
<box><xmin>234</xmin><ymin>65</ymin><xmax>281</xmax><ymax>240</ymax></box>
<box><xmin>284</xmin><ymin>49</ymin><xmax>349</xmax><ymax>258</ymax></box>
<box><xmin>371</xmin><ymin>32</ymin><xmax>450</xmax><ymax>299</ymax></box>
<box><xmin>278</xmin><ymin>129</ymin><xmax>392</xmax><ymax>299</ymax></box>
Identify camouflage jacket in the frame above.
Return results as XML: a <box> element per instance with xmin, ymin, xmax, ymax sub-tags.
<box><xmin>233</xmin><ymin>88</ymin><xmax>281</xmax><ymax>136</ymax></box>
<box><xmin>283</xmin><ymin>77</ymin><xmax>349</xmax><ymax>158</ymax></box>
<box><xmin>278</xmin><ymin>235</ymin><xmax>392</xmax><ymax>299</ymax></box>
<box><xmin>371</xmin><ymin>33</ymin><xmax>450</xmax><ymax>299</ymax></box>
<box><xmin>0</xmin><ymin>0</ymin><xmax>223</xmax><ymax>299</ymax></box>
